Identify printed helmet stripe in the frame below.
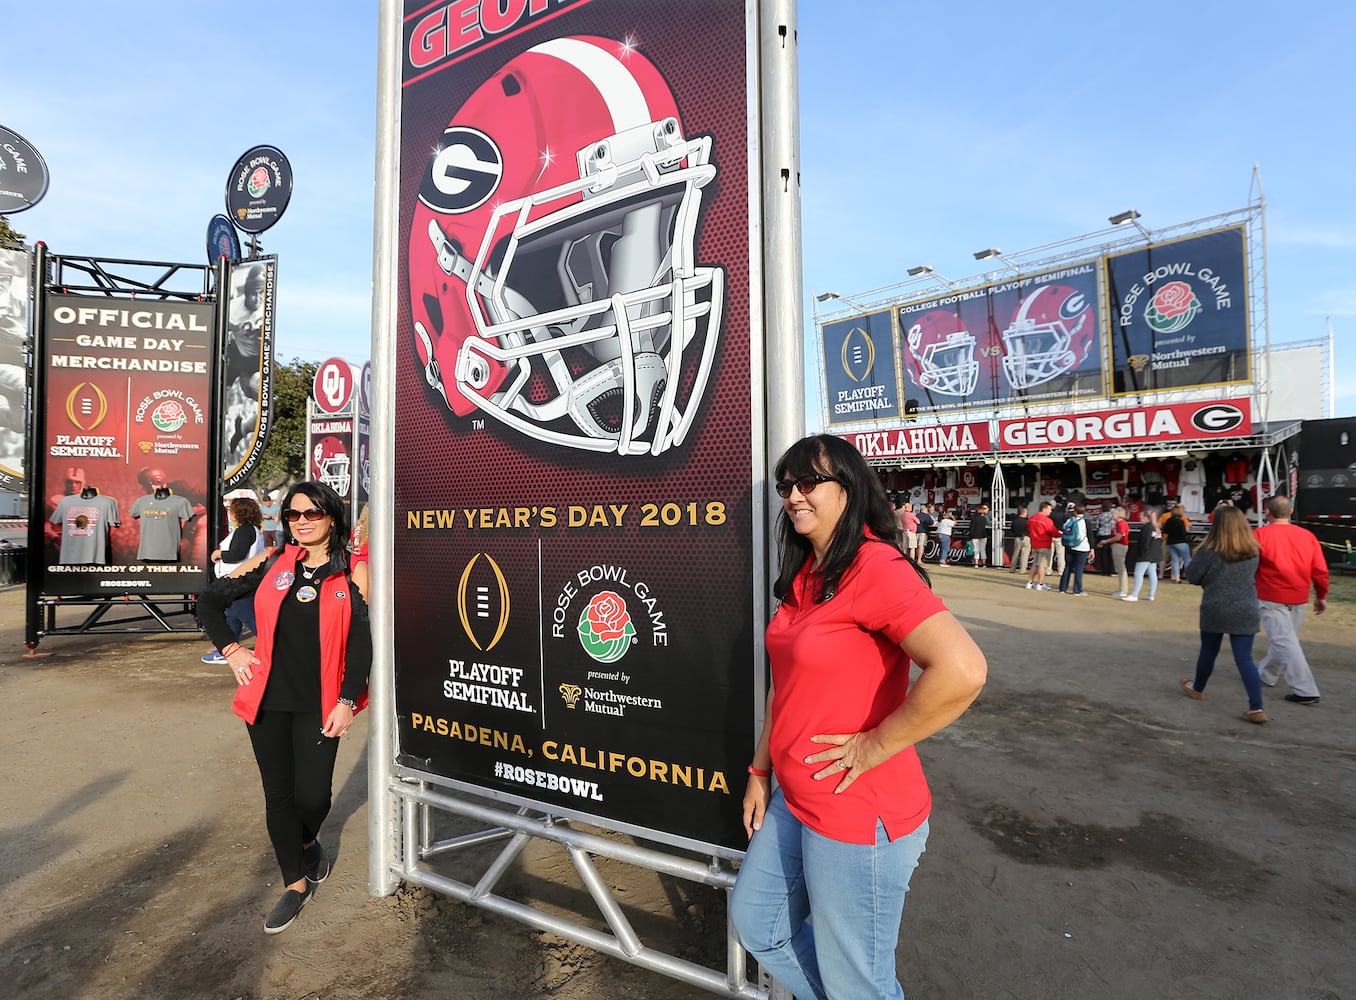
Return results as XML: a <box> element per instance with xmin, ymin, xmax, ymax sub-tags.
<box><xmin>528</xmin><ymin>38</ymin><xmax>651</xmax><ymax>132</ymax></box>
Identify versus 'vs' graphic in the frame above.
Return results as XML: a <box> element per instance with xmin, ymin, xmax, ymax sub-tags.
<box><xmin>408</xmin><ymin>36</ymin><xmax>725</xmax><ymax>457</ymax></box>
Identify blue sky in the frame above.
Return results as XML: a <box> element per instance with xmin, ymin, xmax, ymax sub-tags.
<box><xmin>6</xmin><ymin>1</ymin><xmax>1351</xmax><ymax>413</ymax></box>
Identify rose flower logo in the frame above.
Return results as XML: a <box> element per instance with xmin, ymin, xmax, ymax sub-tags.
<box><xmin>576</xmin><ymin>591</ymin><xmax>636</xmax><ymax>664</ymax></box>
<box><xmin>1144</xmin><ymin>280</ymin><xmax>1202</xmax><ymax>335</ymax></box>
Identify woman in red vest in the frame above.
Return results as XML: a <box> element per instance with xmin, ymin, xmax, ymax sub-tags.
<box><xmin>198</xmin><ymin>481</ymin><xmax>371</xmax><ymax>934</ymax></box>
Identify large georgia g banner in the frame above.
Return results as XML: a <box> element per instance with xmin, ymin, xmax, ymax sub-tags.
<box><xmin>394</xmin><ymin>0</ymin><xmax>756</xmax><ymax>853</ymax></box>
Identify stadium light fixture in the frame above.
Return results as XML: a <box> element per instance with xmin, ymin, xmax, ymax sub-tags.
<box><xmin>1110</xmin><ymin>209</ymin><xmax>1151</xmax><ymax>238</ymax></box>
<box><xmin>906</xmin><ymin>265</ymin><xmax>933</xmax><ymax>276</ymax></box>
<box><xmin>815</xmin><ymin>291</ymin><xmax>840</xmax><ymax>302</ymax></box>
<box><xmin>973</xmin><ymin>248</ymin><xmax>1002</xmax><ymax>261</ymax></box>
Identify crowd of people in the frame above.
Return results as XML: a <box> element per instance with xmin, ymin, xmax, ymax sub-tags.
<box><xmin>894</xmin><ymin>492</ymin><xmax>1329</xmax><ymax>729</ymax></box>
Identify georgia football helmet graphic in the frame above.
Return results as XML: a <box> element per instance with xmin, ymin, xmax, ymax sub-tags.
<box><xmin>408</xmin><ymin>36</ymin><xmax>724</xmax><ymax>456</ymax></box>
<box><xmin>904</xmin><ymin>309</ymin><xmax>979</xmax><ymax>396</ymax></box>
<box><xmin>311</xmin><ymin>437</ymin><xmax>351</xmax><ymax>498</ymax></box>
<box><xmin>1000</xmin><ymin>284</ymin><xmax>1094</xmax><ymax>390</ymax></box>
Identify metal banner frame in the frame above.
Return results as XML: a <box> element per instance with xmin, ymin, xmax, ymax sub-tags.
<box><xmin>24</xmin><ymin>248</ymin><xmax>224</xmax><ymax>649</ymax></box>
<box><xmin>369</xmin><ymin>1</ymin><xmax>801</xmax><ymax>995</ymax></box>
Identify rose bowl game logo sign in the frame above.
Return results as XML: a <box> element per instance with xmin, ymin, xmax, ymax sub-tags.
<box><xmin>577</xmin><ymin>591</ymin><xmax>635</xmax><ymax>664</ymax></box>
<box><xmin>1144</xmin><ymin>280</ymin><xmax>1202</xmax><ymax>335</ymax></box>
<box><xmin>151</xmin><ymin>400</ymin><xmax>188</xmax><ymax>433</ymax></box>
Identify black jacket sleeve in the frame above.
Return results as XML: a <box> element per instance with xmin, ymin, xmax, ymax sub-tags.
<box><xmin>197</xmin><ymin>557</ymin><xmax>271</xmax><ymax>650</ymax></box>
<box><xmin>222</xmin><ymin>525</ymin><xmax>258</xmax><ymax>563</ymax></box>
<box><xmin>340</xmin><ymin>580</ymin><xmax>372</xmax><ymax>702</ymax></box>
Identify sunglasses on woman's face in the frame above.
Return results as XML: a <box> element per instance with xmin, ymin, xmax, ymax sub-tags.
<box><xmin>283</xmin><ymin>507</ymin><xmax>328</xmax><ymax>522</ymax></box>
<box><xmin>774</xmin><ymin>474</ymin><xmax>839</xmax><ymax>499</ymax></box>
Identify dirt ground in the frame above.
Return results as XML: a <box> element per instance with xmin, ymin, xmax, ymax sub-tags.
<box><xmin>2</xmin><ymin>564</ymin><xmax>1353</xmax><ymax>1000</ymax></box>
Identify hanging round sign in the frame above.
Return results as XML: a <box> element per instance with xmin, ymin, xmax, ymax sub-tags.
<box><xmin>206</xmin><ymin>214</ymin><xmax>242</xmax><ymax>264</ymax></box>
<box><xmin>0</xmin><ymin>125</ymin><xmax>51</xmax><ymax>213</ymax></box>
<box><xmin>224</xmin><ymin>145</ymin><xmax>293</xmax><ymax>234</ymax></box>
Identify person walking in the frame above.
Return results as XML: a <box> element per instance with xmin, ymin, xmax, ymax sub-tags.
<box><xmin>1162</xmin><ymin>504</ymin><xmax>1192</xmax><ymax>582</ymax></box>
<box><xmin>935</xmin><ymin>510</ymin><xmax>956</xmax><ymax>565</ymax></box>
<box><xmin>1254</xmin><ymin>496</ymin><xmax>1328</xmax><ymax>705</ymax></box>
<box><xmin>1058</xmin><ymin>504</ymin><xmax>1090</xmax><ymax>596</ymax></box>
<box><xmin>196</xmin><ymin>481</ymin><xmax>372</xmax><ymax>934</ymax></box>
<box><xmin>1123</xmin><ymin>507</ymin><xmax>1162</xmax><ymax>602</ymax></box>
<box><xmin>1097</xmin><ymin>506</ymin><xmax>1131</xmax><ymax>596</ymax></box>
<box><xmin>731</xmin><ymin>434</ymin><xmax>987</xmax><ymax>1000</ymax></box>
<box><xmin>968</xmin><ymin>503</ymin><xmax>990</xmax><ymax>568</ymax></box>
<box><xmin>1009</xmin><ymin>505</ymin><xmax>1030</xmax><ymax>575</ymax></box>
<box><xmin>1025</xmin><ymin>501</ymin><xmax>1058</xmax><ymax>591</ymax></box>
<box><xmin>1179</xmin><ymin>505</ymin><xmax>1266</xmax><ymax>724</ymax></box>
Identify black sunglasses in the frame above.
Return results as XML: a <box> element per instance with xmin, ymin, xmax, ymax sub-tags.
<box><xmin>774</xmin><ymin>474</ymin><xmax>839</xmax><ymax>499</ymax></box>
<box><xmin>283</xmin><ymin>507</ymin><xmax>329</xmax><ymax>522</ymax></box>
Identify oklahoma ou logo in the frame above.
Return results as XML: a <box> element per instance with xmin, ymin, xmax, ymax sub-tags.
<box><xmin>418</xmin><ymin>126</ymin><xmax>503</xmax><ymax>214</ymax></box>
<box><xmin>1190</xmin><ymin>403</ymin><xmax>1246</xmax><ymax>434</ymax></box>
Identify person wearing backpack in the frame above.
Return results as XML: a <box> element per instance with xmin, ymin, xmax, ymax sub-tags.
<box><xmin>1058</xmin><ymin>503</ymin><xmax>1091</xmax><ymax>595</ymax></box>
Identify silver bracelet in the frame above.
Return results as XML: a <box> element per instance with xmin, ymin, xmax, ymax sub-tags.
<box><xmin>337</xmin><ymin>697</ymin><xmax>357</xmax><ymax>710</ymax></box>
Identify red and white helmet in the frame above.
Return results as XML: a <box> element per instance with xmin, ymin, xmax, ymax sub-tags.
<box><xmin>1000</xmin><ymin>284</ymin><xmax>1094</xmax><ymax>390</ymax></box>
<box><xmin>311</xmin><ymin>436</ymin><xmax>351</xmax><ymax>498</ymax></box>
<box><xmin>903</xmin><ymin>309</ymin><xmax>979</xmax><ymax>396</ymax></box>
<box><xmin>408</xmin><ymin>36</ymin><xmax>723</xmax><ymax>456</ymax></box>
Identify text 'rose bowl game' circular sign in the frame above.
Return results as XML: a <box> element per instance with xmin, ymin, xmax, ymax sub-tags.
<box><xmin>0</xmin><ymin>125</ymin><xmax>51</xmax><ymax>213</ymax></box>
<box><xmin>206</xmin><ymin>214</ymin><xmax>242</xmax><ymax>264</ymax></box>
<box><xmin>225</xmin><ymin>145</ymin><xmax>293</xmax><ymax>234</ymax></box>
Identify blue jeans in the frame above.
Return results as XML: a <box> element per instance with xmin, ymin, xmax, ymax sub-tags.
<box><xmin>731</xmin><ymin>789</ymin><xmax>928</xmax><ymax>1000</ymax></box>
<box><xmin>226</xmin><ymin>596</ymin><xmax>257</xmax><ymax>639</ymax></box>
<box><xmin>1168</xmin><ymin>543</ymin><xmax>1191</xmax><ymax>579</ymax></box>
<box><xmin>1130</xmin><ymin>561</ymin><xmax>1158</xmax><ymax>600</ymax></box>
<box><xmin>1058</xmin><ymin>548</ymin><xmax>1088</xmax><ymax>593</ymax></box>
<box><xmin>1193</xmin><ymin>631</ymin><xmax>1264</xmax><ymax>712</ymax></box>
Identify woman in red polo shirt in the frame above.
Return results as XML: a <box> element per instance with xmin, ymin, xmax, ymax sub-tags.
<box><xmin>731</xmin><ymin>435</ymin><xmax>987</xmax><ymax>999</ymax></box>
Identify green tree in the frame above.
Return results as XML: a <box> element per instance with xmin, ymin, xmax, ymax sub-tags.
<box><xmin>0</xmin><ymin>215</ymin><xmax>26</xmax><ymax>244</ymax></box>
<box><xmin>251</xmin><ymin>357</ymin><xmax>318</xmax><ymax>491</ymax></box>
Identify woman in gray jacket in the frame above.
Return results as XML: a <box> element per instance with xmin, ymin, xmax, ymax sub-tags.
<box><xmin>1179</xmin><ymin>505</ymin><xmax>1266</xmax><ymax>723</ymax></box>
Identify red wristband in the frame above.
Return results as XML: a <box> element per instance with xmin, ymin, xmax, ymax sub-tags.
<box><xmin>747</xmin><ymin>764</ymin><xmax>771</xmax><ymax>778</ymax></box>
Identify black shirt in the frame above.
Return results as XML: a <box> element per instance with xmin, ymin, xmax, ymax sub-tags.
<box><xmin>1009</xmin><ymin>514</ymin><xmax>1029</xmax><ymax>539</ymax></box>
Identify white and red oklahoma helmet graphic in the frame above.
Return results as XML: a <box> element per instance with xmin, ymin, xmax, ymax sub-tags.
<box><xmin>904</xmin><ymin>309</ymin><xmax>980</xmax><ymax>396</ymax></box>
<box><xmin>1000</xmin><ymin>284</ymin><xmax>1094</xmax><ymax>390</ymax></box>
<box><xmin>408</xmin><ymin>36</ymin><xmax>724</xmax><ymax>457</ymax></box>
<box><xmin>311</xmin><ymin>436</ymin><xmax>351</xmax><ymax>498</ymax></box>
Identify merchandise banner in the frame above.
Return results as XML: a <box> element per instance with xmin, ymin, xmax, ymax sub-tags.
<box><xmin>39</xmin><ymin>296</ymin><xmax>214</xmax><ymax>595</ymax></box>
<box><xmin>308</xmin><ymin>407</ymin><xmax>356</xmax><ymax>503</ymax></box>
<box><xmin>821</xmin><ymin>310</ymin><xmax>902</xmax><ymax>424</ymax></box>
<box><xmin>844</xmin><ymin>420</ymin><xmax>993</xmax><ymax>461</ymax></box>
<box><xmin>1</xmin><ymin>245</ymin><xmax>33</xmax><ymax>491</ymax></box>
<box><xmin>1106</xmin><ymin>226</ymin><xmax>1250</xmax><ymax>394</ymax></box>
<box><xmin>897</xmin><ymin>261</ymin><xmax>1103</xmax><ymax>413</ymax></box>
<box><xmin>221</xmin><ymin>256</ymin><xmax>277</xmax><ymax>487</ymax></box>
<box><xmin>998</xmin><ymin>397</ymin><xmax>1253</xmax><ymax>452</ymax></box>
<box><xmin>394</xmin><ymin>0</ymin><xmax>756</xmax><ymax>853</ymax></box>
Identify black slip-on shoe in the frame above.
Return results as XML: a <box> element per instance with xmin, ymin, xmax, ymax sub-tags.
<box><xmin>264</xmin><ymin>883</ymin><xmax>315</xmax><ymax>935</ymax></box>
<box><xmin>1283</xmin><ymin>693</ymin><xmax>1320</xmax><ymax>706</ymax></box>
<box><xmin>303</xmin><ymin>840</ymin><xmax>330</xmax><ymax>883</ymax></box>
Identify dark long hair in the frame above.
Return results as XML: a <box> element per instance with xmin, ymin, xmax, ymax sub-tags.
<box><xmin>772</xmin><ymin>435</ymin><xmax>929</xmax><ymax>602</ymax></box>
<box><xmin>281</xmin><ymin>480</ymin><xmax>351</xmax><ymax>571</ymax></box>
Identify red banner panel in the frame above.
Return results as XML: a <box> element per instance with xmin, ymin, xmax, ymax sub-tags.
<box><xmin>844</xmin><ymin>421</ymin><xmax>993</xmax><ymax>461</ymax></box>
<box><xmin>392</xmin><ymin>0</ymin><xmax>756</xmax><ymax>853</ymax></box>
<box><xmin>40</xmin><ymin>296</ymin><xmax>214</xmax><ymax>595</ymax></box>
<box><xmin>998</xmin><ymin>397</ymin><xmax>1252</xmax><ymax>452</ymax></box>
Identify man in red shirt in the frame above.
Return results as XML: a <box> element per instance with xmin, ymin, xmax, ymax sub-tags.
<box><xmin>1255</xmin><ymin>497</ymin><xmax>1328</xmax><ymax>705</ymax></box>
<box><xmin>1025</xmin><ymin>501</ymin><xmax>1059</xmax><ymax>591</ymax></box>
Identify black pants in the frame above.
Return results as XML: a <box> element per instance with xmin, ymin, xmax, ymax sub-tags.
<box><xmin>246</xmin><ymin>709</ymin><xmax>341</xmax><ymax>884</ymax></box>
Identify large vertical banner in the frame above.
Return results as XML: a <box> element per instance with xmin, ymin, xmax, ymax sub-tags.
<box><xmin>395</xmin><ymin>0</ymin><xmax>755</xmax><ymax>852</ymax></box>
<box><xmin>0</xmin><ymin>246</ymin><xmax>32</xmax><ymax>491</ymax></box>
<box><xmin>221</xmin><ymin>256</ymin><xmax>277</xmax><ymax>487</ymax></box>
<box><xmin>897</xmin><ymin>261</ymin><xmax>1103</xmax><ymax>412</ymax></box>
<box><xmin>39</xmin><ymin>296</ymin><xmax>213</xmax><ymax>595</ymax></box>
<box><xmin>821</xmin><ymin>310</ymin><xmax>902</xmax><ymax>424</ymax></box>
<box><xmin>1105</xmin><ymin>226</ymin><xmax>1250</xmax><ymax>394</ymax></box>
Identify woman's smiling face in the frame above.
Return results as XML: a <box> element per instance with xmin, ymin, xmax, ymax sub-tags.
<box><xmin>782</xmin><ymin>464</ymin><xmax>847</xmax><ymax>555</ymax></box>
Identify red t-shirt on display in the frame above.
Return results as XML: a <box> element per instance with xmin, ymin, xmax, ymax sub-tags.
<box><xmin>765</xmin><ymin>540</ymin><xmax>946</xmax><ymax>844</ymax></box>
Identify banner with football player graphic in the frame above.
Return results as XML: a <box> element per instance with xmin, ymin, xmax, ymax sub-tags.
<box><xmin>896</xmin><ymin>261</ymin><xmax>1103</xmax><ymax>414</ymax></box>
<box><xmin>0</xmin><ymin>245</ymin><xmax>33</xmax><ymax>491</ymax></box>
<box><xmin>1105</xmin><ymin>226</ymin><xmax>1250</xmax><ymax>394</ymax></box>
<box><xmin>393</xmin><ymin>1</ymin><xmax>756</xmax><ymax>853</ymax></box>
<box><xmin>822</xmin><ymin>310</ymin><xmax>903</xmax><ymax>425</ymax></box>
<box><xmin>221</xmin><ymin>256</ymin><xmax>277</xmax><ymax>488</ymax></box>
<box><xmin>37</xmin><ymin>296</ymin><xmax>214</xmax><ymax>595</ymax></box>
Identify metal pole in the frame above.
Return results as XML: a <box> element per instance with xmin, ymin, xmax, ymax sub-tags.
<box><xmin>367</xmin><ymin>0</ymin><xmax>402</xmax><ymax>898</ymax></box>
